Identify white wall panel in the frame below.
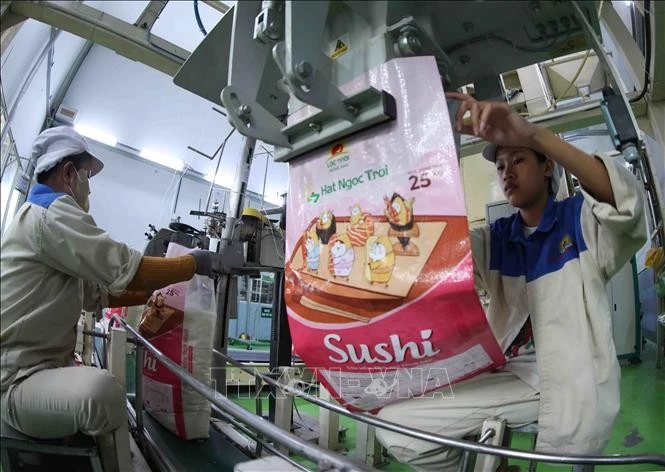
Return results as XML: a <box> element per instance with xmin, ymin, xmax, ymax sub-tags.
<box><xmin>62</xmin><ymin>45</ymin><xmax>288</xmax><ymax>204</ymax></box>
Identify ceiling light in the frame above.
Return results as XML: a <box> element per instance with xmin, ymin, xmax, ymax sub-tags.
<box><xmin>74</xmin><ymin>124</ymin><xmax>117</xmax><ymax>147</ymax></box>
<box><xmin>139</xmin><ymin>149</ymin><xmax>184</xmax><ymax>171</ymax></box>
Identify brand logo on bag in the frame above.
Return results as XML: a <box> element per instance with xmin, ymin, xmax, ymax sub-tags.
<box><xmin>306</xmin><ymin>191</ymin><xmax>320</xmax><ymax>204</ymax></box>
<box><xmin>327</xmin><ymin>143</ymin><xmax>350</xmax><ymax>171</ymax></box>
<box><xmin>323</xmin><ymin>329</ymin><xmax>440</xmax><ymax>364</ymax></box>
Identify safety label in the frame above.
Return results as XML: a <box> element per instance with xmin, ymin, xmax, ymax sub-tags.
<box><xmin>330</xmin><ymin>34</ymin><xmax>350</xmax><ymax>59</ymax></box>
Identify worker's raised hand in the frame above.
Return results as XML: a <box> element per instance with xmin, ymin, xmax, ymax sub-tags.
<box><xmin>446</xmin><ymin>92</ymin><xmax>538</xmax><ymax>149</ymax></box>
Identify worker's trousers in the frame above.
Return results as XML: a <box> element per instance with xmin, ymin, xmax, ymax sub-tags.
<box><xmin>1</xmin><ymin>366</ymin><xmax>127</xmax><ymax>471</ymax></box>
<box><xmin>375</xmin><ymin>371</ymin><xmax>539</xmax><ymax>472</ymax></box>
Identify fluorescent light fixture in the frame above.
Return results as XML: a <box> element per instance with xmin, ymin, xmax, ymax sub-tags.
<box><xmin>74</xmin><ymin>124</ymin><xmax>118</xmax><ymax>147</ymax></box>
<box><xmin>139</xmin><ymin>149</ymin><xmax>184</xmax><ymax>171</ymax></box>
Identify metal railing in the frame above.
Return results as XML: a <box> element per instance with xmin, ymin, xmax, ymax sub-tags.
<box><xmin>212</xmin><ymin>349</ymin><xmax>665</xmax><ymax>468</ymax></box>
<box><xmin>112</xmin><ymin>316</ymin><xmax>371</xmax><ymax>471</ymax></box>
<box><xmin>111</xmin><ymin>316</ymin><xmax>665</xmax><ymax>470</ymax></box>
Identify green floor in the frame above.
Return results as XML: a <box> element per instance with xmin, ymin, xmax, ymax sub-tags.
<box><xmin>228</xmin><ymin>341</ymin><xmax>665</xmax><ymax>471</ymax></box>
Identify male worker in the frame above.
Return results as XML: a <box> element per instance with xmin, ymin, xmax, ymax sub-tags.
<box><xmin>1</xmin><ymin>127</ymin><xmax>217</xmax><ymax>471</ymax></box>
<box><xmin>375</xmin><ymin>92</ymin><xmax>646</xmax><ymax>470</ymax></box>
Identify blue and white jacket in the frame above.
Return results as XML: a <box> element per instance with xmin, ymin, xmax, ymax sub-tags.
<box><xmin>1</xmin><ymin>184</ymin><xmax>142</xmax><ymax>395</ymax></box>
<box><xmin>471</xmin><ymin>153</ymin><xmax>646</xmax><ymax>454</ymax></box>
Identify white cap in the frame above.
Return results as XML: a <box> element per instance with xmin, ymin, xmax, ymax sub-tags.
<box><xmin>481</xmin><ymin>143</ymin><xmax>561</xmax><ymax>194</ymax></box>
<box><xmin>32</xmin><ymin>126</ymin><xmax>104</xmax><ymax>177</ymax></box>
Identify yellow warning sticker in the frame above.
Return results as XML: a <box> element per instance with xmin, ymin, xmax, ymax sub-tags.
<box><xmin>330</xmin><ymin>34</ymin><xmax>350</xmax><ymax>60</ymax></box>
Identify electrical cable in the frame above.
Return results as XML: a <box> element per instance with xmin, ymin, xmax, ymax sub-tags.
<box><xmin>522</xmin><ymin>0</ymin><xmax>608</xmax><ymax>117</ymax></box>
<box><xmin>193</xmin><ymin>0</ymin><xmax>208</xmax><ymax>36</ymax></box>
<box><xmin>629</xmin><ymin>0</ymin><xmax>651</xmax><ymax>103</ymax></box>
<box><xmin>253</xmin><ymin>145</ymin><xmax>286</xmax><ymax>260</ymax></box>
<box><xmin>292</xmin><ymin>399</ymin><xmax>315</xmax><ymax>433</ymax></box>
<box><xmin>257</xmin><ymin>203</ymin><xmax>285</xmax><ymax>262</ymax></box>
<box><xmin>259</xmin><ymin>145</ymin><xmax>272</xmax><ymax>211</ymax></box>
<box><xmin>445</xmin><ymin>31</ymin><xmax>564</xmax><ymax>56</ymax></box>
<box><xmin>539</xmin><ymin>0</ymin><xmax>650</xmax><ymax>112</ymax></box>
<box><xmin>262</xmin><ymin>222</ymin><xmax>285</xmax><ymax>261</ymax></box>
<box><xmin>205</xmin><ymin>128</ymin><xmax>236</xmax><ymax>214</ymax></box>
<box><xmin>544</xmin><ymin>48</ymin><xmax>593</xmax><ymax>112</ymax></box>
<box><xmin>156</xmin><ymin>165</ymin><xmax>187</xmax><ymax>230</ymax></box>
<box><xmin>170</xmin><ymin>164</ymin><xmax>191</xmax><ymax>219</ymax></box>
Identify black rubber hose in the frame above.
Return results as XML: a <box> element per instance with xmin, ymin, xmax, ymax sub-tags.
<box><xmin>193</xmin><ymin>0</ymin><xmax>207</xmax><ymax>36</ymax></box>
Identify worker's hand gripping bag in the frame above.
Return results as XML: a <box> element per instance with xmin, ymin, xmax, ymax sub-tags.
<box><xmin>139</xmin><ymin>243</ymin><xmax>217</xmax><ymax>439</ymax></box>
<box><xmin>284</xmin><ymin>56</ymin><xmax>506</xmax><ymax>412</ymax></box>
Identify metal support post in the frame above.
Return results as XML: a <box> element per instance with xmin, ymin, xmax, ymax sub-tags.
<box><xmin>107</xmin><ymin>327</ymin><xmax>133</xmax><ymax>471</ymax></box>
<box><xmin>318</xmin><ymin>386</ymin><xmax>339</xmax><ymax>451</ymax></box>
<box><xmin>211</xmin><ymin>274</ymin><xmax>231</xmax><ymax>400</ymax></box>
<box><xmin>572</xmin><ymin>465</ymin><xmax>595</xmax><ymax>472</ymax></box>
<box><xmin>202</xmin><ymin>1</ymin><xmax>230</xmax><ymax>14</ymax></box>
<box><xmin>108</xmin><ymin>328</ymin><xmax>127</xmax><ymax>390</ymax></box>
<box><xmin>210</xmin><ymin>137</ymin><xmax>256</xmax><ymax>403</ymax></box>
<box><xmin>82</xmin><ymin>311</ymin><xmax>94</xmax><ymax>366</ymax></box>
<box><xmin>45</xmin><ymin>26</ymin><xmax>56</xmax><ymax>119</ymax></box>
<box><xmin>571</xmin><ymin>1</ymin><xmax>642</xmax><ymax>145</ymax></box>
<box><xmin>220</xmin><ymin>136</ymin><xmax>256</xmax><ymax>246</ymax></box>
<box><xmin>356</xmin><ymin>421</ymin><xmax>382</xmax><ymax>466</ymax></box>
<box><xmin>269</xmin><ymin>270</ymin><xmax>292</xmax><ymax>422</ymax></box>
<box><xmin>255</xmin><ymin>376</ymin><xmax>265</xmax><ymax>456</ymax></box>
<box><xmin>134</xmin><ymin>344</ymin><xmax>145</xmax><ymax>449</ymax></box>
<box><xmin>473</xmin><ymin>418</ymin><xmax>506</xmax><ymax>472</ymax></box>
<box><xmin>274</xmin><ymin>366</ymin><xmax>296</xmax><ymax>455</ymax></box>
<box><xmin>134</xmin><ymin>1</ymin><xmax>168</xmax><ymax>32</ymax></box>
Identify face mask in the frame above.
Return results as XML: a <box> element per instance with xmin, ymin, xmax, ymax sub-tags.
<box><xmin>67</xmin><ymin>168</ymin><xmax>91</xmax><ymax>212</ymax></box>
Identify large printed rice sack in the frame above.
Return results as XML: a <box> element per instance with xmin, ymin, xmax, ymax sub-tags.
<box><xmin>139</xmin><ymin>243</ymin><xmax>217</xmax><ymax>439</ymax></box>
<box><xmin>285</xmin><ymin>56</ymin><xmax>506</xmax><ymax>412</ymax></box>
<box><xmin>102</xmin><ymin>307</ymin><xmax>127</xmax><ymax>331</ymax></box>
<box><xmin>102</xmin><ymin>306</ymin><xmax>143</xmax><ymax>331</ymax></box>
